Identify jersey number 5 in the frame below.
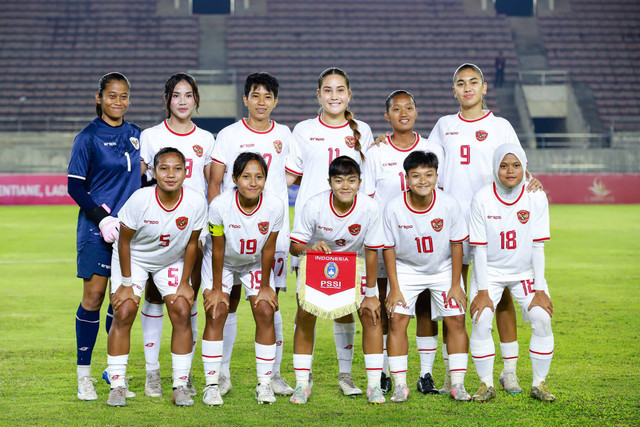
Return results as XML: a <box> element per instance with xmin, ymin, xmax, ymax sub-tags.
<box><xmin>159</xmin><ymin>234</ymin><xmax>171</xmax><ymax>247</ymax></box>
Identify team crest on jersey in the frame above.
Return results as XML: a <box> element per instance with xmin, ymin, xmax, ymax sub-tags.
<box><xmin>273</xmin><ymin>140</ymin><xmax>283</xmax><ymax>154</ymax></box>
<box><xmin>431</xmin><ymin>218</ymin><xmax>444</xmax><ymax>232</ymax></box>
<box><xmin>324</xmin><ymin>262</ymin><xmax>339</xmax><ymax>279</ymax></box>
<box><xmin>193</xmin><ymin>145</ymin><xmax>203</xmax><ymax>157</ymax></box>
<box><xmin>258</xmin><ymin>221</ymin><xmax>269</xmax><ymax>235</ymax></box>
<box><xmin>176</xmin><ymin>216</ymin><xmax>188</xmax><ymax>230</ymax></box>
<box><xmin>348</xmin><ymin>224</ymin><xmax>361</xmax><ymax>236</ymax></box>
<box><xmin>129</xmin><ymin>137</ymin><xmax>140</xmax><ymax>150</ymax></box>
<box><xmin>476</xmin><ymin>130</ymin><xmax>488</xmax><ymax>141</ymax></box>
<box><xmin>345</xmin><ymin>136</ymin><xmax>356</xmax><ymax>148</ymax></box>
<box><xmin>517</xmin><ymin>210</ymin><xmax>530</xmax><ymax>224</ymax></box>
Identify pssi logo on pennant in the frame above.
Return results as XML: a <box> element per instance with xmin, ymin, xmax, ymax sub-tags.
<box><xmin>324</xmin><ymin>262</ymin><xmax>339</xmax><ymax>279</ymax></box>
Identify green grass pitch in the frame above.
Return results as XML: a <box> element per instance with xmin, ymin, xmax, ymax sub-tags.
<box><xmin>0</xmin><ymin>205</ymin><xmax>638</xmax><ymax>425</ymax></box>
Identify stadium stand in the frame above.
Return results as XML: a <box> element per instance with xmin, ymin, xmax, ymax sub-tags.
<box><xmin>0</xmin><ymin>0</ymin><xmax>199</xmax><ymax>131</ymax></box>
<box><xmin>538</xmin><ymin>0</ymin><xmax>640</xmax><ymax>131</ymax></box>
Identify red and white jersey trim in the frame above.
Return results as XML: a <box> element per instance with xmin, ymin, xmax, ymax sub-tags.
<box><xmin>155</xmin><ymin>187</ymin><xmax>183</xmax><ymax>212</ymax></box>
<box><xmin>457</xmin><ymin>110</ymin><xmax>492</xmax><ymax>123</ymax></box>
<box><xmin>241</xmin><ymin>118</ymin><xmax>275</xmax><ymax>134</ymax></box>
<box><xmin>235</xmin><ymin>190</ymin><xmax>263</xmax><ymax>217</ymax></box>
<box><xmin>164</xmin><ymin>120</ymin><xmax>196</xmax><ymax>137</ymax></box>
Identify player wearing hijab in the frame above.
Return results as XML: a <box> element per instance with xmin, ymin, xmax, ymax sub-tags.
<box><xmin>67</xmin><ymin>72</ymin><xmax>140</xmax><ymax>400</ymax></box>
<box><xmin>289</xmin><ymin>156</ymin><xmax>386</xmax><ymax>405</ymax></box>
<box><xmin>106</xmin><ymin>147</ymin><xmax>207</xmax><ymax>407</ymax></box>
<box><xmin>138</xmin><ymin>73</ymin><xmax>214</xmax><ymax>398</ymax></box>
<box><xmin>428</xmin><ymin>63</ymin><xmax>541</xmax><ymax>394</ymax></box>
<box><xmin>383</xmin><ymin>151</ymin><xmax>471</xmax><ymax>402</ymax></box>
<box><xmin>363</xmin><ymin>90</ymin><xmax>444</xmax><ymax>395</ymax></box>
<box><xmin>468</xmin><ymin>144</ymin><xmax>554</xmax><ymax>403</ymax></box>
<box><xmin>286</xmin><ymin>68</ymin><xmax>374</xmax><ymax>396</ymax></box>
<box><xmin>207</xmin><ymin>72</ymin><xmax>294</xmax><ymax>396</ymax></box>
<box><xmin>201</xmin><ymin>153</ymin><xmax>284</xmax><ymax>406</ymax></box>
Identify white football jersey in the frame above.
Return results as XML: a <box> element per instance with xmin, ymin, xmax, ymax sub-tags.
<box><xmin>140</xmin><ymin>120</ymin><xmax>215</xmax><ymax>196</ymax></box>
<box><xmin>383</xmin><ymin>189</ymin><xmax>468</xmax><ymax>281</ymax></box>
<box><xmin>208</xmin><ymin>189</ymin><xmax>284</xmax><ymax>267</ymax></box>
<box><xmin>286</xmin><ymin>115</ymin><xmax>374</xmax><ymax>218</ymax></box>
<box><xmin>211</xmin><ymin>118</ymin><xmax>291</xmax><ymax>251</ymax></box>
<box><xmin>469</xmin><ymin>183</ymin><xmax>550</xmax><ymax>280</ymax></box>
<box><xmin>363</xmin><ymin>132</ymin><xmax>444</xmax><ymax>205</ymax></box>
<box><xmin>116</xmin><ymin>186</ymin><xmax>207</xmax><ymax>271</ymax></box>
<box><xmin>290</xmin><ymin>190</ymin><xmax>385</xmax><ymax>257</ymax></box>
<box><xmin>427</xmin><ymin>111</ymin><xmax>521</xmax><ymax>216</ymax></box>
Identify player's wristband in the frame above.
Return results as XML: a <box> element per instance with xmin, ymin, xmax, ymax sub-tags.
<box><xmin>364</xmin><ymin>286</ymin><xmax>376</xmax><ymax>298</ymax></box>
<box><xmin>86</xmin><ymin>205</ymin><xmax>110</xmax><ymax>225</ymax></box>
<box><xmin>121</xmin><ymin>277</ymin><xmax>133</xmax><ymax>287</ymax></box>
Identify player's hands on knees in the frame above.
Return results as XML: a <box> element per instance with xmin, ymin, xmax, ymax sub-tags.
<box><xmin>254</xmin><ymin>286</ymin><xmax>278</xmax><ymax>311</ymax></box>
<box><xmin>385</xmin><ymin>288</ymin><xmax>407</xmax><ymax>318</ymax></box>
<box><xmin>170</xmin><ymin>281</ymin><xmax>194</xmax><ymax>308</ymax></box>
<box><xmin>370</xmin><ymin>131</ymin><xmax>391</xmax><ymax>148</ymax></box>
<box><xmin>528</xmin><ymin>290</ymin><xmax>553</xmax><ymax>317</ymax></box>
<box><xmin>447</xmin><ymin>285</ymin><xmax>467</xmax><ymax>313</ymax></box>
<box><xmin>469</xmin><ymin>290</ymin><xmax>494</xmax><ymax>323</ymax></box>
<box><xmin>359</xmin><ymin>293</ymin><xmax>381</xmax><ymax>326</ymax></box>
<box><xmin>309</xmin><ymin>241</ymin><xmax>331</xmax><ymax>254</ymax></box>
<box><xmin>203</xmin><ymin>288</ymin><xmax>229</xmax><ymax>319</ymax></box>
<box><xmin>526</xmin><ymin>176</ymin><xmax>543</xmax><ymax>192</ymax></box>
<box><xmin>112</xmin><ymin>285</ymin><xmax>139</xmax><ymax>311</ymax></box>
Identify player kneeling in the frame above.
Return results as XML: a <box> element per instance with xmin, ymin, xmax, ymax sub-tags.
<box><xmin>106</xmin><ymin>147</ymin><xmax>207</xmax><ymax>407</ymax></box>
<box><xmin>383</xmin><ymin>151</ymin><xmax>471</xmax><ymax>402</ymax></box>
<box><xmin>468</xmin><ymin>144</ymin><xmax>555</xmax><ymax>403</ymax></box>
<box><xmin>201</xmin><ymin>152</ymin><xmax>283</xmax><ymax>406</ymax></box>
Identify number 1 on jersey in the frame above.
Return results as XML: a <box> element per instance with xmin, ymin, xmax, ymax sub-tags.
<box><xmin>328</xmin><ymin>148</ymin><xmax>341</xmax><ymax>163</ymax></box>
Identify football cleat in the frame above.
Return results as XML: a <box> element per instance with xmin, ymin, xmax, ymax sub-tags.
<box><xmin>202</xmin><ymin>385</ymin><xmax>223</xmax><ymax>406</ymax></box>
<box><xmin>290</xmin><ymin>385</ymin><xmax>310</xmax><ymax>404</ymax></box>
<box><xmin>106</xmin><ymin>386</ymin><xmax>127</xmax><ymax>407</ymax></box>
<box><xmin>172</xmin><ymin>386</ymin><xmax>194</xmax><ymax>407</ymax></box>
<box><xmin>366</xmin><ymin>385</ymin><xmax>386</xmax><ymax>404</ymax></box>
<box><xmin>417</xmin><ymin>373</ymin><xmax>439</xmax><ymax>395</ymax></box>
<box><xmin>77</xmin><ymin>376</ymin><xmax>98</xmax><ymax>401</ymax></box>
<box><xmin>102</xmin><ymin>370</ymin><xmax>135</xmax><ymax>398</ymax></box>
<box><xmin>390</xmin><ymin>383</ymin><xmax>410</xmax><ymax>403</ymax></box>
<box><xmin>531</xmin><ymin>382</ymin><xmax>555</xmax><ymax>402</ymax></box>
<box><xmin>473</xmin><ymin>382</ymin><xmax>497</xmax><ymax>402</ymax></box>
<box><xmin>338</xmin><ymin>373</ymin><xmax>363</xmax><ymax>396</ymax></box>
<box><xmin>218</xmin><ymin>374</ymin><xmax>232</xmax><ymax>396</ymax></box>
<box><xmin>255</xmin><ymin>382</ymin><xmax>277</xmax><ymax>404</ymax></box>
<box><xmin>449</xmin><ymin>383</ymin><xmax>472</xmax><ymax>401</ymax></box>
<box><xmin>499</xmin><ymin>370</ymin><xmax>523</xmax><ymax>394</ymax></box>
<box><xmin>380</xmin><ymin>372</ymin><xmax>392</xmax><ymax>395</ymax></box>
<box><xmin>270</xmin><ymin>374</ymin><xmax>294</xmax><ymax>396</ymax></box>
<box><xmin>186</xmin><ymin>373</ymin><xmax>197</xmax><ymax>397</ymax></box>
<box><xmin>438</xmin><ymin>372</ymin><xmax>451</xmax><ymax>394</ymax></box>
<box><xmin>145</xmin><ymin>369</ymin><xmax>162</xmax><ymax>397</ymax></box>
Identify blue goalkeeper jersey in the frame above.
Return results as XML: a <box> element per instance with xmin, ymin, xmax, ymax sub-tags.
<box><xmin>68</xmin><ymin>117</ymin><xmax>141</xmax><ymax>249</ymax></box>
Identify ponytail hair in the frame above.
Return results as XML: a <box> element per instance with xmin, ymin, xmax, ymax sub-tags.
<box><xmin>453</xmin><ymin>63</ymin><xmax>488</xmax><ymax>111</ymax></box>
<box><xmin>318</xmin><ymin>67</ymin><xmax>364</xmax><ymax>161</ymax></box>
<box><xmin>96</xmin><ymin>72</ymin><xmax>130</xmax><ymax>117</ymax></box>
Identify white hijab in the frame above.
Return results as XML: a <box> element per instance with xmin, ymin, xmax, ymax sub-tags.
<box><xmin>492</xmin><ymin>143</ymin><xmax>527</xmax><ymax>201</ymax></box>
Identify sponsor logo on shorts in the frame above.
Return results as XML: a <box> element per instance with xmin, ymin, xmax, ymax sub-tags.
<box><xmin>345</xmin><ymin>136</ymin><xmax>356</xmax><ymax>148</ymax></box>
<box><xmin>176</xmin><ymin>216</ymin><xmax>188</xmax><ymax>230</ymax></box>
<box><xmin>324</xmin><ymin>262</ymin><xmax>339</xmax><ymax>279</ymax></box>
<box><xmin>193</xmin><ymin>145</ymin><xmax>203</xmax><ymax>157</ymax></box>
<box><xmin>517</xmin><ymin>210</ymin><xmax>530</xmax><ymax>224</ymax></box>
<box><xmin>431</xmin><ymin>218</ymin><xmax>443</xmax><ymax>232</ymax></box>
<box><xmin>134</xmin><ymin>284</ymin><xmax>143</xmax><ymax>291</ymax></box>
<box><xmin>476</xmin><ymin>130</ymin><xmax>488</xmax><ymax>141</ymax></box>
<box><xmin>258</xmin><ymin>221</ymin><xmax>269</xmax><ymax>235</ymax></box>
<box><xmin>335</xmin><ymin>238</ymin><xmax>346</xmax><ymax>247</ymax></box>
<box><xmin>130</xmin><ymin>137</ymin><xmax>140</xmax><ymax>150</ymax></box>
<box><xmin>348</xmin><ymin>224</ymin><xmax>361</xmax><ymax>235</ymax></box>
<box><xmin>273</xmin><ymin>140</ymin><xmax>283</xmax><ymax>154</ymax></box>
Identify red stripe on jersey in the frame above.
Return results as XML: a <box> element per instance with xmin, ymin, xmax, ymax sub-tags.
<box><xmin>202</xmin><ymin>354</ymin><xmax>222</xmax><ymax>359</ymax></box>
<box><xmin>156</xmin><ymin>187</ymin><xmax>183</xmax><ymax>212</ymax></box>
<box><xmin>242</xmin><ymin>118</ymin><xmax>275</xmax><ymax>134</ymax></box>
<box><xmin>533</xmin><ymin>237</ymin><xmax>550</xmax><ymax>242</ymax></box>
<box><xmin>493</xmin><ymin>183</ymin><xmax>525</xmax><ymax>206</ymax></box>
<box><xmin>529</xmin><ymin>349</ymin><xmax>554</xmax><ymax>356</ymax></box>
<box><xmin>451</xmin><ymin>235</ymin><xmax>469</xmax><ymax>243</ymax></box>
<box><xmin>388</xmin><ymin>132</ymin><xmax>420</xmax><ymax>152</ymax></box>
<box><xmin>403</xmin><ymin>189</ymin><xmax>436</xmax><ymax>214</ymax></box>
<box><xmin>285</xmin><ymin>166</ymin><xmax>303</xmax><ymax>176</ymax></box>
<box><xmin>383</xmin><ymin>244</ymin><xmax>396</xmax><ymax>249</ymax></box>
<box><xmin>290</xmin><ymin>237</ymin><xmax>307</xmax><ymax>245</ymax></box>
<box><xmin>141</xmin><ymin>312</ymin><xmax>163</xmax><ymax>318</ymax></box>
<box><xmin>164</xmin><ymin>120</ymin><xmax>196</xmax><ymax>136</ymax></box>
<box><xmin>318</xmin><ymin>114</ymin><xmax>349</xmax><ymax>129</ymax></box>
<box><xmin>235</xmin><ymin>190</ymin><xmax>262</xmax><ymax>216</ymax></box>
<box><xmin>457</xmin><ymin>110</ymin><xmax>491</xmax><ymax>123</ymax></box>
<box><xmin>211</xmin><ymin>158</ymin><xmax>225</xmax><ymax>165</ymax></box>
<box><xmin>330</xmin><ymin>193</ymin><xmax>357</xmax><ymax>218</ymax></box>
<box><xmin>470</xmin><ymin>241</ymin><xmax>487</xmax><ymax>245</ymax></box>
<box><xmin>471</xmin><ymin>353</ymin><xmax>495</xmax><ymax>359</ymax></box>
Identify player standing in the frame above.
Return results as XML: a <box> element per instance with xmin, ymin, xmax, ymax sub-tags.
<box><xmin>468</xmin><ymin>144</ymin><xmax>555</xmax><ymax>402</ymax></box>
<box><xmin>138</xmin><ymin>73</ymin><xmax>215</xmax><ymax>397</ymax></box>
<box><xmin>201</xmin><ymin>153</ymin><xmax>284</xmax><ymax>406</ymax></box>
<box><xmin>207</xmin><ymin>72</ymin><xmax>294</xmax><ymax>396</ymax></box>
<box><xmin>428</xmin><ymin>63</ymin><xmax>541</xmax><ymax>394</ymax></box>
<box><xmin>67</xmin><ymin>72</ymin><xmax>141</xmax><ymax>400</ymax></box>
<box><xmin>285</xmin><ymin>68</ymin><xmax>374</xmax><ymax>396</ymax></box>
<box><xmin>363</xmin><ymin>90</ymin><xmax>444</xmax><ymax>395</ymax></box>
<box><xmin>289</xmin><ymin>156</ymin><xmax>386</xmax><ymax>405</ymax></box>
<box><xmin>383</xmin><ymin>151</ymin><xmax>471</xmax><ymax>402</ymax></box>
<box><xmin>106</xmin><ymin>147</ymin><xmax>207</xmax><ymax>407</ymax></box>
